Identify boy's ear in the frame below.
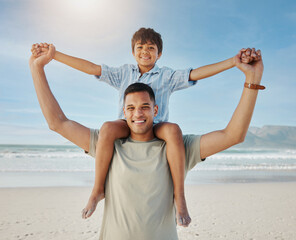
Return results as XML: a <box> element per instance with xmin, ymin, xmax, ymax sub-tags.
<box><xmin>157</xmin><ymin>52</ymin><xmax>162</xmax><ymax>60</ymax></box>
<box><xmin>154</xmin><ymin>104</ymin><xmax>158</xmax><ymax>117</ymax></box>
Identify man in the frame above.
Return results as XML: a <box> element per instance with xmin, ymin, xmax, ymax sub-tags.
<box><xmin>29</xmin><ymin>44</ymin><xmax>264</xmax><ymax>240</ymax></box>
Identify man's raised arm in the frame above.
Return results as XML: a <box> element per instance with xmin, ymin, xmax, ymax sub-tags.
<box><xmin>29</xmin><ymin>44</ymin><xmax>91</xmax><ymax>152</ymax></box>
<box><xmin>200</xmin><ymin>49</ymin><xmax>264</xmax><ymax>159</ymax></box>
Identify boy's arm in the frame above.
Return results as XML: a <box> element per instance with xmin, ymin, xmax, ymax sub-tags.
<box><xmin>32</xmin><ymin>43</ymin><xmax>101</xmax><ymax>76</ymax></box>
<box><xmin>189</xmin><ymin>48</ymin><xmax>261</xmax><ymax>81</ymax></box>
<box><xmin>189</xmin><ymin>57</ymin><xmax>235</xmax><ymax>81</ymax></box>
<box><xmin>54</xmin><ymin>51</ymin><xmax>101</xmax><ymax>75</ymax></box>
<box><xmin>30</xmin><ymin>44</ymin><xmax>91</xmax><ymax>152</ymax></box>
<box><xmin>199</xmin><ymin>50</ymin><xmax>264</xmax><ymax>159</ymax></box>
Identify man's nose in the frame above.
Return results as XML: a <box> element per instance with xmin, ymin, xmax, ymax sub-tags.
<box><xmin>134</xmin><ymin>108</ymin><xmax>143</xmax><ymax>116</ymax></box>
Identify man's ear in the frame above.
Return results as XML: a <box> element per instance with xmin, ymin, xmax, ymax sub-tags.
<box><xmin>123</xmin><ymin>107</ymin><xmax>126</xmax><ymax>118</ymax></box>
<box><xmin>154</xmin><ymin>104</ymin><xmax>158</xmax><ymax>117</ymax></box>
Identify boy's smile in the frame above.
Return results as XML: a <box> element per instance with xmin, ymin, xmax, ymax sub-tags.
<box><xmin>133</xmin><ymin>41</ymin><xmax>162</xmax><ymax>74</ymax></box>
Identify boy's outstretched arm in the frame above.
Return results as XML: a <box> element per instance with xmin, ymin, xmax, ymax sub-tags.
<box><xmin>189</xmin><ymin>57</ymin><xmax>235</xmax><ymax>81</ymax></box>
<box><xmin>30</xmin><ymin>44</ymin><xmax>91</xmax><ymax>152</ymax></box>
<box><xmin>189</xmin><ymin>48</ymin><xmax>260</xmax><ymax>81</ymax></box>
<box><xmin>199</xmin><ymin>50</ymin><xmax>264</xmax><ymax>159</ymax></box>
<box><xmin>32</xmin><ymin>43</ymin><xmax>101</xmax><ymax>76</ymax></box>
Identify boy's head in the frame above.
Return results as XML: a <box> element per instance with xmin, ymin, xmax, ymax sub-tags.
<box><xmin>131</xmin><ymin>28</ymin><xmax>163</xmax><ymax>54</ymax></box>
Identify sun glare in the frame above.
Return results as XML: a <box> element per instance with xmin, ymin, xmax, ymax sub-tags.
<box><xmin>62</xmin><ymin>0</ymin><xmax>103</xmax><ymax>16</ymax></box>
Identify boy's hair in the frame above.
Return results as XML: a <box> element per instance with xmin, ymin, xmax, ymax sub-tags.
<box><xmin>124</xmin><ymin>83</ymin><xmax>156</xmax><ymax>104</ymax></box>
<box><xmin>131</xmin><ymin>28</ymin><xmax>163</xmax><ymax>54</ymax></box>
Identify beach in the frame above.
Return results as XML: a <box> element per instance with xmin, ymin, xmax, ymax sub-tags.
<box><xmin>1</xmin><ymin>183</ymin><xmax>296</xmax><ymax>240</ymax></box>
<box><xmin>1</xmin><ymin>144</ymin><xmax>296</xmax><ymax>239</ymax></box>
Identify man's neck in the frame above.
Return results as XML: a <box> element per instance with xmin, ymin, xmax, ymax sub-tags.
<box><xmin>129</xmin><ymin>132</ymin><xmax>155</xmax><ymax>142</ymax></box>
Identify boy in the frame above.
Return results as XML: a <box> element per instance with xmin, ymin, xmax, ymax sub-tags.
<box><xmin>32</xmin><ymin>28</ymin><xmax>260</xmax><ymax>227</ymax></box>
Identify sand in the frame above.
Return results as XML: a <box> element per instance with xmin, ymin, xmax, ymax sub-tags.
<box><xmin>1</xmin><ymin>183</ymin><xmax>295</xmax><ymax>240</ymax></box>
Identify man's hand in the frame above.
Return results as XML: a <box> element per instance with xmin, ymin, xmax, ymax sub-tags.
<box><xmin>29</xmin><ymin>43</ymin><xmax>55</xmax><ymax>68</ymax></box>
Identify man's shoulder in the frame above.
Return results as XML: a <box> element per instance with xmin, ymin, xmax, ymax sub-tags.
<box><xmin>183</xmin><ymin>134</ymin><xmax>200</xmax><ymax>143</ymax></box>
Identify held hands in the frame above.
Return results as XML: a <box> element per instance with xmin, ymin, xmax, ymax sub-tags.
<box><xmin>239</xmin><ymin>48</ymin><xmax>261</xmax><ymax>64</ymax></box>
<box><xmin>29</xmin><ymin>43</ymin><xmax>55</xmax><ymax>68</ymax></box>
<box><xmin>234</xmin><ymin>48</ymin><xmax>264</xmax><ymax>84</ymax></box>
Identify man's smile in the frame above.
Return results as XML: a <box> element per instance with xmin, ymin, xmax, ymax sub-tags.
<box><xmin>132</xmin><ymin>120</ymin><xmax>146</xmax><ymax>124</ymax></box>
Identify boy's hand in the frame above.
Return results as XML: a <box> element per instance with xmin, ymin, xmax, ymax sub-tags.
<box><xmin>239</xmin><ymin>48</ymin><xmax>261</xmax><ymax>64</ymax></box>
<box><xmin>31</xmin><ymin>43</ymin><xmax>51</xmax><ymax>58</ymax></box>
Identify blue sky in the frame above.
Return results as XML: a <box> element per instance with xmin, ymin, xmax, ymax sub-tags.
<box><xmin>0</xmin><ymin>0</ymin><xmax>295</xmax><ymax>144</ymax></box>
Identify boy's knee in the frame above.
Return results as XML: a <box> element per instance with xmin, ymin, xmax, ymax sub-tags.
<box><xmin>99</xmin><ymin>120</ymin><xmax>129</xmax><ymax>140</ymax></box>
<box><xmin>99</xmin><ymin>121</ymin><xmax>117</xmax><ymax>139</ymax></box>
<box><xmin>162</xmin><ymin>123</ymin><xmax>182</xmax><ymax>137</ymax></box>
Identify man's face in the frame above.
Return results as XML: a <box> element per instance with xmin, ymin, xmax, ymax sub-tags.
<box><xmin>132</xmin><ymin>40</ymin><xmax>162</xmax><ymax>72</ymax></box>
<box><xmin>123</xmin><ymin>91</ymin><xmax>158</xmax><ymax>141</ymax></box>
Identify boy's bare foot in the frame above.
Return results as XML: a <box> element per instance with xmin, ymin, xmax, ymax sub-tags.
<box><xmin>175</xmin><ymin>194</ymin><xmax>191</xmax><ymax>227</ymax></box>
<box><xmin>81</xmin><ymin>191</ymin><xmax>105</xmax><ymax>219</ymax></box>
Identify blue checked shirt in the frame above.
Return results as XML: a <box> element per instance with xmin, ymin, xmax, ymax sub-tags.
<box><xmin>96</xmin><ymin>64</ymin><xmax>197</xmax><ymax>123</ymax></box>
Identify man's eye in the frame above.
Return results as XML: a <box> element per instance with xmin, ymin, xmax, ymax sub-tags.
<box><xmin>142</xmin><ymin>106</ymin><xmax>150</xmax><ymax>109</ymax></box>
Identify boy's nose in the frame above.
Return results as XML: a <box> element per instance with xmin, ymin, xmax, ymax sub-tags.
<box><xmin>142</xmin><ymin>46</ymin><xmax>149</xmax><ymax>52</ymax></box>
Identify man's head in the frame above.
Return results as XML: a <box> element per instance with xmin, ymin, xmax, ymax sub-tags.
<box><xmin>131</xmin><ymin>28</ymin><xmax>163</xmax><ymax>73</ymax></box>
<box><xmin>124</xmin><ymin>82</ymin><xmax>156</xmax><ymax>104</ymax></box>
<box><xmin>123</xmin><ymin>83</ymin><xmax>158</xmax><ymax>141</ymax></box>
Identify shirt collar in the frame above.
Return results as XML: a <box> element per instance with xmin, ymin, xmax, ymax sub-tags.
<box><xmin>132</xmin><ymin>64</ymin><xmax>160</xmax><ymax>74</ymax></box>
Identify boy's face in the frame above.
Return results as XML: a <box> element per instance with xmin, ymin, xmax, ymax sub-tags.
<box><xmin>132</xmin><ymin>41</ymin><xmax>162</xmax><ymax>72</ymax></box>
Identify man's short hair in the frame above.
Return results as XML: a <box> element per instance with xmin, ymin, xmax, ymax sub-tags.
<box><xmin>131</xmin><ymin>28</ymin><xmax>163</xmax><ymax>54</ymax></box>
<box><xmin>124</xmin><ymin>83</ymin><xmax>156</xmax><ymax>104</ymax></box>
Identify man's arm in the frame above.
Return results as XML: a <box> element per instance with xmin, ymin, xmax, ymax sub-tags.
<box><xmin>31</xmin><ymin>43</ymin><xmax>101</xmax><ymax>76</ymax></box>
<box><xmin>29</xmin><ymin>44</ymin><xmax>91</xmax><ymax>152</ymax></box>
<box><xmin>199</xmin><ymin>50</ymin><xmax>264</xmax><ymax>159</ymax></box>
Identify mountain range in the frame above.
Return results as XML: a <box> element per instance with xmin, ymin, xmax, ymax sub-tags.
<box><xmin>235</xmin><ymin>125</ymin><xmax>296</xmax><ymax>149</ymax></box>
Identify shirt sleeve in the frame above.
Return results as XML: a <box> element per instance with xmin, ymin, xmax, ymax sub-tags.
<box><xmin>183</xmin><ymin>134</ymin><xmax>204</xmax><ymax>173</ymax></box>
<box><xmin>169</xmin><ymin>68</ymin><xmax>197</xmax><ymax>92</ymax></box>
<box><xmin>85</xmin><ymin>128</ymin><xmax>99</xmax><ymax>158</ymax></box>
<box><xmin>95</xmin><ymin>64</ymin><xmax>123</xmax><ymax>90</ymax></box>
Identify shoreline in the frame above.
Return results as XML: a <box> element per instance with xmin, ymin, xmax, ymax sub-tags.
<box><xmin>1</xmin><ymin>182</ymin><xmax>295</xmax><ymax>239</ymax></box>
<box><xmin>1</xmin><ymin>169</ymin><xmax>296</xmax><ymax>188</ymax></box>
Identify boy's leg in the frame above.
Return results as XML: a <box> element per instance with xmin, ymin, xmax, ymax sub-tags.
<box><xmin>82</xmin><ymin>120</ymin><xmax>129</xmax><ymax>219</ymax></box>
<box><xmin>154</xmin><ymin>122</ymin><xmax>191</xmax><ymax>227</ymax></box>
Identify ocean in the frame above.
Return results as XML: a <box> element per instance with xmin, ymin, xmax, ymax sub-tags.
<box><xmin>0</xmin><ymin>144</ymin><xmax>296</xmax><ymax>188</ymax></box>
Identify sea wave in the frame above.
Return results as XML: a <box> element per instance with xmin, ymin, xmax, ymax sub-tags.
<box><xmin>192</xmin><ymin>165</ymin><xmax>296</xmax><ymax>171</ymax></box>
